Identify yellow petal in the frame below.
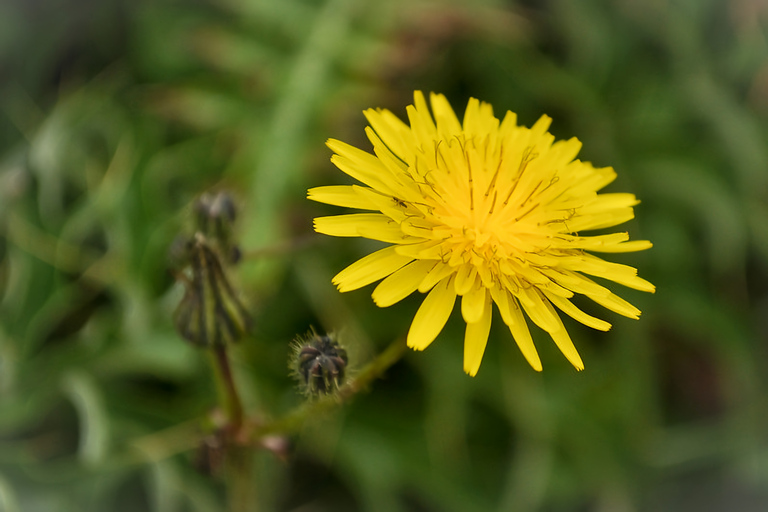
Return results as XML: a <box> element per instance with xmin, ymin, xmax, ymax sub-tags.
<box><xmin>549</xmin><ymin>136</ymin><xmax>582</xmax><ymax>165</ymax></box>
<box><xmin>463</xmin><ymin>297</ymin><xmax>493</xmax><ymax>376</ymax></box>
<box><xmin>616</xmin><ymin>274</ymin><xmax>655</xmax><ymax>293</ymax></box>
<box><xmin>313</xmin><ymin>213</ymin><xmax>389</xmax><ymax>236</ymax></box>
<box><xmin>367</xmin><ymin>127</ymin><xmax>410</xmax><ymax>173</ymax></box>
<box><xmin>372</xmin><ymin>260</ymin><xmax>436</xmax><ymax>307</ymax></box>
<box><xmin>584</xmin><ymin>192</ymin><xmax>641</xmax><ymax>210</ymax></box>
<box><xmin>490</xmin><ymin>288</ymin><xmax>541</xmax><ymax>371</ymax></box>
<box><xmin>489</xmin><ymin>286</ymin><xmax>513</xmax><ymax>326</ymax></box>
<box><xmin>545</xmin><ymin>310</ymin><xmax>584</xmax><ymax>370</ymax></box>
<box><xmin>567</xmin><ymin>193</ymin><xmax>641</xmax><ymax>231</ymax></box>
<box><xmin>461</xmin><ymin>283</ymin><xmax>487</xmax><ymax>324</ymax></box>
<box><xmin>551</xmin><ymin>233</ymin><xmax>653</xmax><ymax>253</ymax></box>
<box><xmin>501</xmin><ymin>259</ymin><xmax>552</xmax><ymax>287</ymax></box>
<box><xmin>518</xmin><ymin>291</ymin><xmax>585</xmax><ymax>369</ymax></box>
<box><xmin>327</xmin><ymin>141</ymin><xmax>394</xmax><ymax>193</ymax></box>
<box><xmin>454</xmin><ymin>265</ymin><xmax>477</xmax><ymax>296</ymax></box>
<box><xmin>549</xmin><ymin>232</ymin><xmax>629</xmax><ymax>251</ymax></box>
<box><xmin>363</xmin><ymin>109</ymin><xmax>411</xmax><ymax>164</ymax></box>
<box><xmin>461</xmin><ymin>97</ymin><xmax>482</xmax><ymax>134</ymax></box>
<box><xmin>586</xmin><ymin>291</ymin><xmax>641</xmax><ymax>319</ymax></box>
<box><xmin>566</xmin><ymin>163</ymin><xmax>616</xmax><ymax>194</ymax></box>
<box><xmin>516</xmin><ymin>286</ymin><xmax>560</xmax><ymax>334</ymax></box>
<box><xmin>567</xmin><ymin>209</ymin><xmax>636</xmax><ymax>232</ymax></box>
<box><xmin>498</xmin><ymin>110</ymin><xmax>518</xmax><ymax>137</ymax></box>
<box><xmin>417</xmin><ymin>262</ymin><xmax>455</xmax><ymax>293</ymax></box>
<box><xmin>407</xmin><ymin>276</ymin><xmax>456</xmax><ymax>351</ymax></box>
<box><xmin>563</xmin><ymin>254</ymin><xmax>656</xmax><ymax>293</ymax></box>
<box><xmin>541</xmin><ymin>269</ymin><xmax>611</xmax><ymax>297</ymax></box>
<box><xmin>543</xmin><ymin>291</ymin><xmax>611</xmax><ymax>331</ymax></box>
<box><xmin>529</xmin><ymin>114</ymin><xmax>553</xmax><ymax>139</ymax></box>
<box><xmin>400</xmin><ymin>217</ymin><xmax>436</xmax><ymax>238</ymax></box>
<box><xmin>588</xmin><ymin>240</ymin><xmax>654</xmax><ymax>253</ymax></box>
<box><xmin>429</xmin><ymin>92</ymin><xmax>462</xmax><ymax>138</ymax></box>
<box><xmin>406</xmin><ymin>91</ymin><xmax>437</xmax><ymax>150</ymax></box>
<box><xmin>307</xmin><ymin>185</ymin><xmax>377</xmax><ymax>210</ymax></box>
<box><xmin>333</xmin><ymin>246</ymin><xmax>412</xmax><ymax>292</ymax></box>
<box><xmin>314</xmin><ymin>214</ymin><xmax>408</xmax><ymax>244</ymax></box>
<box><xmin>395</xmin><ymin>240</ymin><xmax>443</xmax><ymax>260</ymax></box>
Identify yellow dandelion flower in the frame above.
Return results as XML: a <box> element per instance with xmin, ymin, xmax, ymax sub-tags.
<box><xmin>309</xmin><ymin>91</ymin><xmax>654</xmax><ymax>376</ymax></box>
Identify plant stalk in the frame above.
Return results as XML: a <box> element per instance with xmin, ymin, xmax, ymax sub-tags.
<box><xmin>209</xmin><ymin>344</ymin><xmax>244</xmax><ymax>433</ymax></box>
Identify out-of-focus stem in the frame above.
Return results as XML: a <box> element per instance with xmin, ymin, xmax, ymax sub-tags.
<box><xmin>209</xmin><ymin>345</ymin><xmax>253</xmax><ymax>511</ymax></box>
<box><xmin>228</xmin><ymin>446</ymin><xmax>254</xmax><ymax>512</ymax></box>
<box><xmin>209</xmin><ymin>344</ymin><xmax>244</xmax><ymax>433</ymax></box>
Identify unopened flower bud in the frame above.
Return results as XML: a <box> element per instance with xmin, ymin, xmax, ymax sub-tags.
<box><xmin>193</xmin><ymin>191</ymin><xmax>240</xmax><ymax>265</ymax></box>
<box><xmin>173</xmin><ymin>233</ymin><xmax>251</xmax><ymax>347</ymax></box>
<box><xmin>292</xmin><ymin>332</ymin><xmax>348</xmax><ymax>397</ymax></box>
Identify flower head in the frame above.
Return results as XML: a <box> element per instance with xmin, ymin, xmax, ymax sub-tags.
<box><xmin>309</xmin><ymin>91</ymin><xmax>654</xmax><ymax>376</ymax></box>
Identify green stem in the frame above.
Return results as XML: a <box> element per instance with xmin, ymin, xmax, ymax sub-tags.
<box><xmin>209</xmin><ymin>344</ymin><xmax>244</xmax><ymax>433</ymax></box>
<box><xmin>228</xmin><ymin>445</ymin><xmax>254</xmax><ymax>512</ymax></box>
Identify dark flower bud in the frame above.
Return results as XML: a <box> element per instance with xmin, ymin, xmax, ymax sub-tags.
<box><xmin>193</xmin><ymin>192</ymin><xmax>240</xmax><ymax>265</ymax></box>
<box><xmin>173</xmin><ymin>233</ymin><xmax>252</xmax><ymax>347</ymax></box>
<box><xmin>292</xmin><ymin>332</ymin><xmax>348</xmax><ymax>397</ymax></box>
<box><xmin>168</xmin><ymin>234</ymin><xmax>194</xmax><ymax>269</ymax></box>
<box><xmin>194</xmin><ymin>191</ymin><xmax>236</xmax><ymax>232</ymax></box>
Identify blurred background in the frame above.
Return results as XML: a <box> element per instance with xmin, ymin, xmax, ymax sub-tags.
<box><xmin>2</xmin><ymin>0</ymin><xmax>768</xmax><ymax>510</ymax></box>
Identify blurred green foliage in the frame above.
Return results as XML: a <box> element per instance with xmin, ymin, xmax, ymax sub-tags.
<box><xmin>1</xmin><ymin>0</ymin><xmax>768</xmax><ymax>510</ymax></box>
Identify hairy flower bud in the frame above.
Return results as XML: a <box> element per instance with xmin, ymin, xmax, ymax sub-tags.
<box><xmin>292</xmin><ymin>332</ymin><xmax>348</xmax><ymax>397</ymax></box>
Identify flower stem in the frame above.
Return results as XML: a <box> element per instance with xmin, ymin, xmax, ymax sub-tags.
<box><xmin>228</xmin><ymin>446</ymin><xmax>255</xmax><ymax>512</ymax></box>
<box><xmin>209</xmin><ymin>344</ymin><xmax>244</xmax><ymax>433</ymax></box>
